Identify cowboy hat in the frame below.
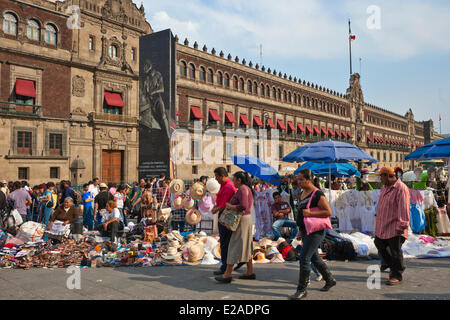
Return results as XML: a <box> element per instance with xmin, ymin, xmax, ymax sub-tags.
<box><xmin>168</xmin><ymin>239</ymin><xmax>181</xmax><ymax>249</ymax></box>
<box><xmin>190</xmin><ymin>182</ymin><xmax>206</xmax><ymax>200</ymax></box>
<box><xmin>161</xmin><ymin>247</ymin><xmax>181</xmax><ymax>260</ymax></box>
<box><xmin>183</xmin><ymin>244</ymin><xmax>205</xmax><ymax>265</ymax></box>
<box><xmin>173</xmin><ymin>196</ymin><xmax>183</xmax><ymax>209</ymax></box>
<box><xmin>169</xmin><ymin>179</ymin><xmax>185</xmax><ymax>195</ymax></box>
<box><xmin>270</xmin><ymin>253</ymin><xmax>285</xmax><ymax>263</ymax></box>
<box><xmin>253</xmin><ymin>252</ymin><xmax>270</xmax><ymax>264</ymax></box>
<box><xmin>185</xmin><ymin>209</ymin><xmax>202</xmax><ymax>225</ymax></box>
<box><xmin>206</xmin><ymin>178</ymin><xmax>221</xmax><ymax>194</ymax></box>
<box><xmin>266</xmin><ymin>246</ymin><xmax>280</xmax><ymax>258</ymax></box>
<box><xmin>182</xmin><ymin>197</ymin><xmax>195</xmax><ymax>210</ymax></box>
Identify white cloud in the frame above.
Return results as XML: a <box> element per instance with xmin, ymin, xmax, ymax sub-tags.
<box><xmin>139</xmin><ymin>0</ymin><xmax>450</xmax><ymax>62</ymax></box>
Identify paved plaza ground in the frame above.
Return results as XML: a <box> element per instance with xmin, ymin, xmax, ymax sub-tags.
<box><xmin>0</xmin><ymin>258</ymin><xmax>449</xmax><ymax>300</ymax></box>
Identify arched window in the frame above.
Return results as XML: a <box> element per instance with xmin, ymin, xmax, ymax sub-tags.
<box><xmin>294</xmin><ymin>93</ymin><xmax>297</xmax><ymax>104</ymax></box>
<box><xmin>179</xmin><ymin>61</ymin><xmax>187</xmax><ymax>76</ymax></box>
<box><xmin>207</xmin><ymin>69</ymin><xmax>214</xmax><ymax>83</ymax></box>
<box><xmin>27</xmin><ymin>19</ymin><xmax>40</xmax><ymax>41</ymax></box>
<box><xmin>3</xmin><ymin>13</ymin><xmax>17</xmax><ymax>35</ymax></box>
<box><xmin>233</xmin><ymin>76</ymin><xmax>238</xmax><ymax>89</ymax></box>
<box><xmin>247</xmin><ymin>80</ymin><xmax>252</xmax><ymax>93</ymax></box>
<box><xmin>253</xmin><ymin>82</ymin><xmax>258</xmax><ymax>95</ymax></box>
<box><xmin>188</xmin><ymin>63</ymin><xmax>195</xmax><ymax>79</ymax></box>
<box><xmin>239</xmin><ymin>78</ymin><xmax>244</xmax><ymax>91</ymax></box>
<box><xmin>199</xmin><ymin>67</ymin><xmax>206</xmax><ymax>81</ymax></box>
<box><xmin>272</xmin><ymin>87</ymin><xmax>276</xmax><ymax>99</ymax></box>
<box><xmin>283</xmin><ymin>90</ymin><xmax>287</xmax><ymax>102</ymax></box>
<box><xmin>109</xmin><ymin>44</ymin><xmax>118</xmax><ymax>58</ymax></box>
<box><xmin>260</xmin><ymin>84</ymin><xmax>265</xmax><ymax>96</ymax></box>
<box><xmin>217</xmin><ymin>71</ymin><xmax>223</xmax><ymax>85</ymax></box>
<box><xmin>224</xmin><ymin>73</ymin><xmax>230</xmax><ymax>87</ymax></box>
<box><xmin>44</xmin><ymin>24</ymin><xmax>57</xmax><ymax>45</ymax></box>
<box><xmin>278</xmin><ymin>89</ymin><xmax>281</xmax><ymax>100</ymax></box>
<box><xmin>266</xmin><ymin>85</ymin><xmax>270</xmax><ymax>97</ymax></box>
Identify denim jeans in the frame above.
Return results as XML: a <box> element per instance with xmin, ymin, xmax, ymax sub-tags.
<box><xmin>83</xmin><ymin>206</ymin><xmax>94</xmax><ymax>231</ymax></box>
<box><xmin>296</xmin><ymin>245</ymin><xmax>320</xmax><ymax>276</ymax></box>
<box><xmin>171</xmin><ymin>220</ymin><xmax>185</xmax><ymax>232</ymax></box>
<box><xmin>42</xmin><ymin>207</ymin><xmax>53</xmax><ymax>227</ymax></box>
<box><xmin>272</xmin><ymin>219</ymin><xmax>299</xmax><ymax>240</ymax></box>
<box><xmin>299</xmin><ymin>229</ymin><xmax>327</xmax><ymax>272</ymax></box>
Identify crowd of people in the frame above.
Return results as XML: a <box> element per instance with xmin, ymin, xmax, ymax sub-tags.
<box><xmin>1</xmin><ymin>163</ymin><xmax>449</xmax><ymax>300</ymax></box>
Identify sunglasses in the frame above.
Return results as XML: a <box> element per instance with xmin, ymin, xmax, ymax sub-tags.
<box><xmin>381</xmin><ymin>174</ymin><xmax>395</xmax><ymax>178</ymax></box>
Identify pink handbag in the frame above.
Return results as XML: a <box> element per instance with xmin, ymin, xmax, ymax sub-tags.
<box><xmin>303</xmin><ymin>189</ymin><xmax>332</xmax><ymax>235</ymax></box>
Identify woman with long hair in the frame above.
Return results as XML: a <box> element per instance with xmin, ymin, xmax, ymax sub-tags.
<box><xmin>289</xmin><ymin>169</ymin><xmax>336</xmax><ymax>300</ymax></box>
<box><xmin>215</xmin><ymin>171</ymin><xmax>255</xmax><ymax>283</ymax></box>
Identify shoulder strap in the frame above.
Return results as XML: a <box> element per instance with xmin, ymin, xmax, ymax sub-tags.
<box><xmin>306</xmin><ymin>189</ymin><xmax>319</xmax><ymax>209</ymax></box>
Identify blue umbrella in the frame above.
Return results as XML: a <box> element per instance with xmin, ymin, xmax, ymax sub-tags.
<box><xmin>231</xmin><ymin>155</ymin><xmax>281</xmax><ymax>186</ymax></box>
<box><xmin>294</xmin><ymin>162</ymin><xmax>361</xmax><ymax>177</ymax></box>
<box><xmin>282</xmin><ymin>140</ymin><xmax>377</xmax><ymax>164</ymax></box>
<box><xmin>405</xmin><ymin>137</ymin><xmax>450</xmax><ymax>160</ymax></box>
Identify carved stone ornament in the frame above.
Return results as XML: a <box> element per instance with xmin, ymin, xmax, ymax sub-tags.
<box><xmin>72</xmin><ymin>75</ymin><xmax>85</xmax><ymax>97</ymax></box>
<box><xmin>71</xmin><ymin>107</ymin><xmax>87</xmax><ymax>116</ymax></box>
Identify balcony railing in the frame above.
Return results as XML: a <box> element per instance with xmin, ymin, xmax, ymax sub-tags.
<box><xmin>0</xmin><ymin>101</ymin><xmax>41</xmax><ymax>116</ymax></box>
<box><xmin>366</xmin><ymin>142</ymin><xmax>410</xmax><ymax>152</ymax></box>
<box><xmin>90</xmin><ymin>112</ymin><xmax>138</xmax><ymax>124</ymax></box>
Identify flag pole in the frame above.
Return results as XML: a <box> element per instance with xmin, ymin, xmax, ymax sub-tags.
<box><xmin>348</xmin><ymin>19</ymin><xmax>353</xmax><ymax>76</ymax></box>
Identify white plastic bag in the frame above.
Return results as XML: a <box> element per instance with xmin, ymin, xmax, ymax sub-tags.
<box><xmin>9</xmin><ymin>209</ymin><xmax>23</xmax><ymax>227</ymax></box>
<box><xmin>16</xmin><ymin>221</ymin><xmax>45</xmax><ymax>243</ymax></box>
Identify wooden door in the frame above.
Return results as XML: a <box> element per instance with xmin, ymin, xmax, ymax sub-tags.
<box><xmin>102</xmin><ymin>150</ymin><xmax>123</xmax><ymax>183</ymax></box>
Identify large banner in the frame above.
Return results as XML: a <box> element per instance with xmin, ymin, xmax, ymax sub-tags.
<box><xmin>139</xmin><ymin>29</ymin><xmax>176</xmax><ymax>179</ymax></box>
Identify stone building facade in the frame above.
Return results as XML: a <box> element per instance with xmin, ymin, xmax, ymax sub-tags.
<box><xmin>173</xmin><ymin>39</ymin><xmax>438</xmax><ymax>180</ymax></box>
<box><xmin>0</xmin><ymin>0</ymin><xmax>151</xmax><ymax>185</ymax></box>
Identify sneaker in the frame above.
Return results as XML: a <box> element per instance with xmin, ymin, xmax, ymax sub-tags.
<box><xmin>314</xmin><ymin>274</ymin><xmax>323</xmax><ymax>281</ymax></box>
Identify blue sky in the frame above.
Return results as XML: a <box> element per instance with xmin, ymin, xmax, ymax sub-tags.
<box><xmin>137</xmin><ymin>0</ymin><xmax>450</xmax><ymax>133</ymax></box>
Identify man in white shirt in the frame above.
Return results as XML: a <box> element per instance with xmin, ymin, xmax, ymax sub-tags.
<box><xmin>96</xmin><ymin>200</ymin><xmax>123</xmax><ymax>242</ymax></box>
<box><xmin>88</xmin><ymin>177</ymin><xmax>100</xmax><ymax>198</ymax></box>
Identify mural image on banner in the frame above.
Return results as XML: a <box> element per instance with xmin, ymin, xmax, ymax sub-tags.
<box><xmin>139</xmin><ymin>29</ymin><xmax>176</xmax><ymax>179</ymax></box>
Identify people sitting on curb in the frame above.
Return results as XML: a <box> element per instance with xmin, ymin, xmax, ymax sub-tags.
<box><xmin>271</xmin><ymin>192</ymin><xmax>298</xmax><ymax>241</ymax></box>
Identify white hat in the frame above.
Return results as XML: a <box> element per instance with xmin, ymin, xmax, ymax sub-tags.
<box><xmin>161</xmin><ymin>247</ymin><xmax>181</xmax><ymax>260</ymax></box>
<box><xmin>201</xmin><ymin>252</ymin><xmax>219</xmax><ymax>265</ymax></box>
<box><xmin>270</xmin><ymin>253</ymin><xmax>285</xmax><ymax>263</ymax></box>
<box><xmin>173</xmin><ymin>197</ymin><xmax>183</xmax><ymax>209</ymax></box>
<box><xmin>206</xmin><ymin>178</ymin><xmax>221</xmax><ymax>194</ymax></box>
<box><xmin>100</xmin><ymin>183</ymin><xmax>108</xmax><ymax>188</ymax></box>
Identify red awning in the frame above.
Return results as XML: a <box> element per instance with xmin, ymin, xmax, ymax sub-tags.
<box><xmin>253</xmin><ymin>116</ymin><xmax>263</xmax><ymax>127</ymax></box>
<box><xmin>367</xmin><ymin>136</ymin><xmax>373</xmax><ymax>143</ymax></box>
<box><xmin>209</xmin><ymin>109</ymin><xmax>221</xmax><ymax>121</ymax></box>
<box><xmin>266</xmin><ymin>118</ymin><xmax>276</xmax><ymax>129</ymax></box>
<box><xmin>287</xmin><ymin>121</ymin><xmax>296</xmax><ymax>132</ymax></box>
<box><xmin>320</xmin><ymin>127</ymin><xmax>328</xmax><ymax>136</ymax></box>
<box><xmin>347</xmin><ymin>131</ymin><xmax>352</xmax><ymax>139</ymax></box>
<box><xmin>341</xmin><ymin>130</ymin><xmax>347</xmax><ymax>138</ymax></box>
<box><xmin>328</xmin><ymin>128</ymin><xmax>335</xmax><ymax>136</ymax></box>
<box><xmin>277</xmin><ymin>120</ymin><xmax>286</xmax><ymax>130</ymax></box>
<box><xmin>297</xmin><ymin>123</ymin><xmax>306</xmax><ymax>133</ymax></box>
<box><xmin>104</xmin><ymin>91</ymin><xmax>124</xmax><ymax>107</ymax></box>
<box><xmin>16</xmin><ymin>79</ymin><xmax>36</xmax><ymax>98</ymax></box>
<box><xmin>240</xmin><ymin>114</ymin><xmax>251</xmax><ymax>125</ymax></box>
<box><xmin>225</xmin><ymin>111</ymin><xmax>236</xmax><ymax>123</ymax></box>
<box><xmin>335</xmin><ymin>130</ymin><xmax>342</xmax><ymax>138</ymax></box>
<box><xmin>305</xmin><ymin>125</ymin><xmax>313</xmax><ymax>134</ymax></box>
<box><xmin>313</xmin><ymin>126</ymin><xmax>320</xmax><ymax>135</ymax></box>
<box><xmin>190</xmin><ymin>106</ymin><xmax>204</xmax><ymax>119</ymax></box>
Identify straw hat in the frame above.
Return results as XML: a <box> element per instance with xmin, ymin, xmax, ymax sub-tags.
<box><xmin>182</xmin><ymin>197</ymin><xmax>195</xmax><ymax>210</ymax></box>
<box><xmin>206</xmin><ymin>178</ymin><xmax>221</xmax><ymax>194</ymax></box>
<box><xmin>253</xmin><ymin>252</ymin><xmax>270</xmax><ymax>264</ymax></box>
<box><xmin>183</xmin><ymin>244</ymin><xmax>205</xmax><ymax>265</ymax></box>
<box><xmin>161</xmin><ymin>247</ymin><xmax>181</xmax><ymax>260</ymax></box>
<box><xmin>259</xmin><ymin>238</ymin><xmax>274</xmax><ymax>248</ymax></box>
<box><xmin>173</xmin><ymin>197</ymin><xmax>183</xmax><ymax>209</ymax></box>
<box><xmin>169</xmin><ymin>179</ymin><xmax>185</xmax><ymax>195</ymax></box>
<box><xmin>266</xmin><ymin>246</ymin><xmax>280</xmax><ymax>258</ymax></box>
<box><xmin>270</xmin><ymin>253</ymin><xmax>285</xmax><ymax>263</ymax></box>
<box><xmin>185</xmin><ymin>209</ymin><xmax>202</xmax><ymax>225</ymax></box>
<box><xmin>168</xmin><ymin>239</ymin><xmax>181</xmax><ymax>249</ymax></box>
<box><xmin>213</xmin><ymin>244</ymin><xmax>221</xmax><ymax>260</ymax></box>
<box><xmin>190</xmin><ymin>182</ymin><xmax>206</xmax><ymax>200</ymax></box>
<box><xmin>166</xmin><ymin>230</ymin><xmax>184</xmax><ymax>243</ymax></box>
<box><xmin>158</xmin><ymin>207</ymin><xmax>172</xmax><ymax>222</ymax></box>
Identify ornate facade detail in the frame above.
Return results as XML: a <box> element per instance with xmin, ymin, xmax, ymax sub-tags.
<box><xmin>71</xmin><ymin>107</ymin><xmax>87</xmax><ymax>116</ymax></box>
<box><xmin>72</xmin><ymin>75</ymin><xmax>85</xmax><ymax>97</ymax></box>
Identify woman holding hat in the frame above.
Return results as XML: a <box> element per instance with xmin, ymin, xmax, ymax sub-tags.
<box><xmin>215</xmin><ymin>171</ymin><xmax>255</xmax><ymax>283</ymax></box>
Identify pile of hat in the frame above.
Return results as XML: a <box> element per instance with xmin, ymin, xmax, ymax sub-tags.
<box><xmin>251</xmin><ymin>237</ymin><xmax>297</xmax><ymax>264</ymax></box>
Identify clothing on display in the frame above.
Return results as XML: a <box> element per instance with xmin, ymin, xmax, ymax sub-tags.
<box><xmin>254</xmin><ymin>187</ymin><xmax>273</xmax><ymax>240</ymax></box>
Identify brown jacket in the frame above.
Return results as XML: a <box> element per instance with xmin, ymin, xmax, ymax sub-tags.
<box><xmin>49</xmin><ymin>206</ymin><xmax>79</xmax><ymax>223</ymax></box>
